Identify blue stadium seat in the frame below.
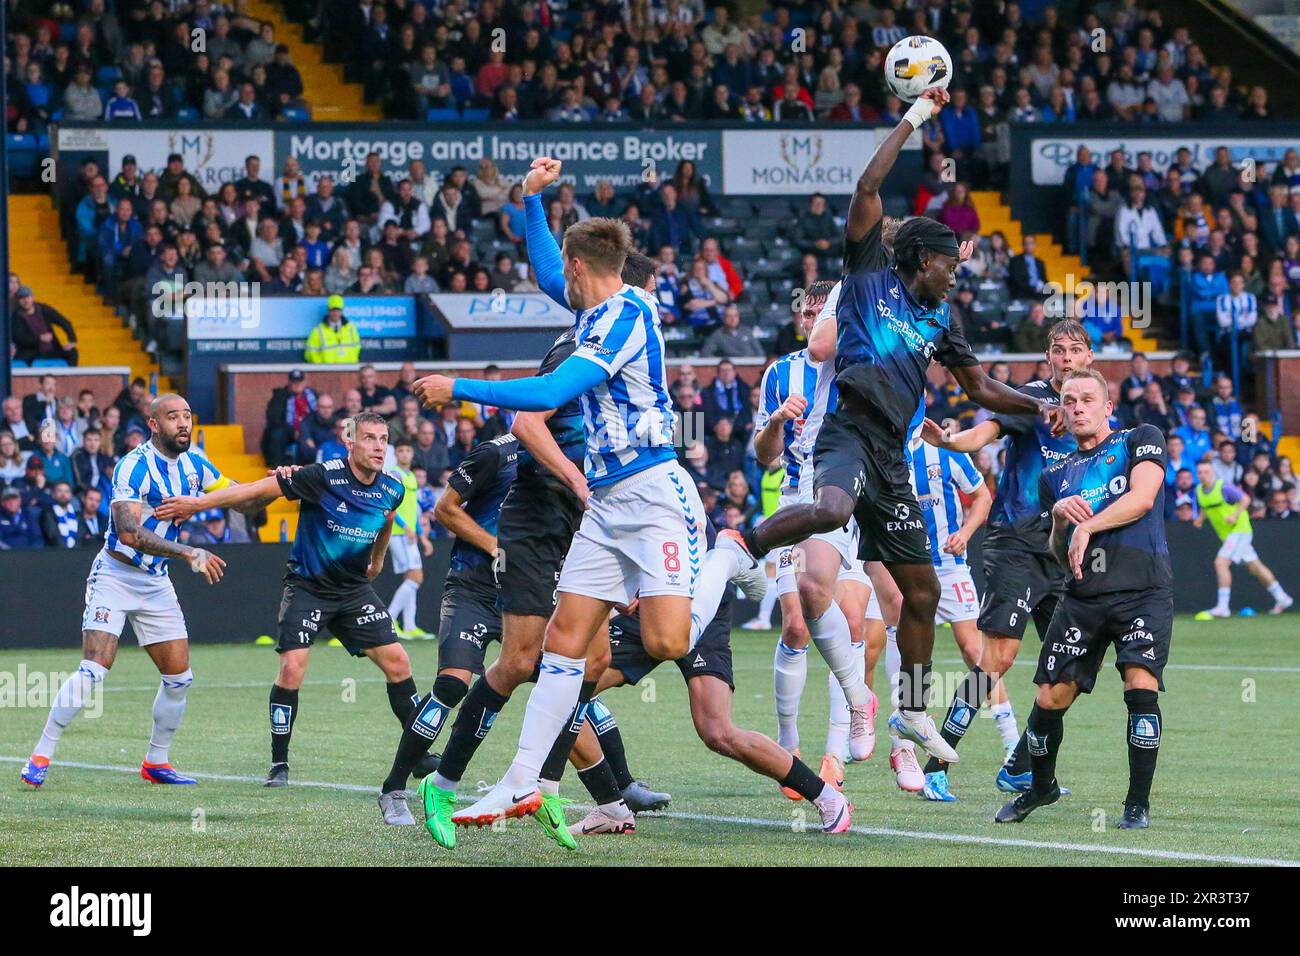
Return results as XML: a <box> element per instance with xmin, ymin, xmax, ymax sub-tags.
<box><xmin>175</xmin><ymin>107</ymin><xmax>200</xmax><ymax>121</ymax></box>
<box><xmin>281</xmin><ymin>106</ymin><xmax>311</xmax><ymax>121</ymax></box>
<box><xmin>7</xmin><ymin>134</ymin><xmax>38</xmax><ymax>178</ymax></box>
<box><xmin>96</xmin><ymin>66</ymin><xmax>123</xmax><ymax>85</ymax></box>
<box><xmin>461</xmin><ymin>108</ymin><xmax>490</xmax><ymax>122</ymax></box>
<box><xmin>31</xmin><ymin>358</ymin><xmax>70</xmax><ymax>368</ymax></box>
<box><xmin>427</xmin><ymin>108</ymin><xmax>461</xmax><ymax>121</ymax></box>
<box><xmin>11</xmin><ymin>360</ymin><xmax>28</xmax><ymax>369</ymax></box>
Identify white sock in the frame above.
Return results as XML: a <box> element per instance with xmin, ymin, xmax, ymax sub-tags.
<box><xmin>390</xmin><ymin>579</ymin><xmax>418</xmax><ymax>630</ymax></box>
<box><xmin>755</xmin><ymin>586</ymin><xmax>778</xmax><ymax>626</ymax></box>
<box><xmin>773</xmin><ymin>639</ymin><xmax>808</xmax><ymax>751</ymax></box>
<box><xmin>885</xmin><ymin>625</ymin><xmax>901</xmax><ymax>710</ymax></box>
<box><xmin>146</xmin><ymin>669</ymin><xmax>193</xmax><ymax>764</ymax></box>
<box><xmin>602</xmin><ymin>799</ymin><xmax>634</xmax><ymax>819</ymax></box>
<box><xmin>500</xmin><ymin>651</ymin><xmax>585</xmax><ymax>791</ymax></box>
<box><xmin>808</xmin><ymin>601</ymin><xmax>869</xmax><ymax>707</ymax></box>
<box><xmin>991</xmin><ymin>700</ymin><xmax>1019</xmax><ymax>749</ymax></box>
<box><xmin>35</xmin><ymin>659</ymin><xmax>108</xmax><ymax>760</ymax></box>
<box><xmin>1216</xmin><ymin>586</ymin><xmax>1231</xmax><ymax>611</ymax></box>
<box><xmin>826</xmin><ymin>640</ymin><xmax>866</xmax><ymax>758</ymax></box>
<box><xmin>689</xmin><ymin>548</ymin><xmax>740</xmax><ymax>650</ymax></box>
<box><xmin>1267</xmin><ymin>580</ymin><xmax>1289</xmax><ymax>602</ymax></box>
<box><xmin>810</xmin><ymin>782</ymin><xmax>835</xmax><ymax>807</ymax></box>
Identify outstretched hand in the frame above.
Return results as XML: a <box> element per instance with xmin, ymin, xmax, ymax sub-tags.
<box><xmin>412</xmin><ymin>375</ymin><xmax>456</xmax><ymax>408</ymax></box>
<box><xmin>919</xmin><ymin>86</ymin><xmax>950</xmax><ymax>118</ymax></box>
<box><xmin>155</xmin><ymin>495</ymin><xmax>200</xmax><ymax>523</ymax></box>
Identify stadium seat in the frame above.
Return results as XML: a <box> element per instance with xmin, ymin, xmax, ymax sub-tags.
<box><xmin>30</xmin><ymin>358</ymin><xmax>70</xmax><ymax>368</ymax></box>
<box><xmin>175</xmin><ymin>107</ymin><xmax>199</xmax><ymax>121</ymax></box>
<box><xmin>96</xmin><ymin>66</ymin><xmax>123</xmax><ymax>85</ymax></box>
<box><xmin>11</xmin><ymin>359</ymin><xmax>28</xmax><ymax>368</ymax></box>
<box><xmin>7</xmin><ymin>135</ymin><xmax>38</xmax><ymax>178</ymax></box>
<box><xmin>719</xmin><ymin>197</ymin><xmax>753</xmax><ymax>219</ymax></box>
<box><xmin>427</xmin><ymin>108</ymin><xmax>461</xmax><ymax>121</ymax></box>
<box><xmin>884</xmin><ymin>195</ymin><xmax>911</xmax><ymax>219</ymax></box>
<box><xmin>281</xmin><ymin>106</ymin><xmax>311</xmax><ymax>121</ymax></box>
<box><xmin>461</xmin><ymin>108</ymin><xmax>490</xmax><ymax>121</ymax></box>
<box><xmin>1004</xmin><ymin>299</ymin><xmax>1031</xmax><ymax>328</ymax></box>
<box><xmin>702</xmin><ymin>215</ymin><xmax>739</xmax><ymax>233</ymax></box>
<box><xmin>471</xmin><ymin>219</ymin><xmax>498</xmax><ymax>242</ymax></box>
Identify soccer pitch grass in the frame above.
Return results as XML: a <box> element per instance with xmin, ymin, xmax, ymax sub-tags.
<box><xmin>2</xmin><ymin>615</ymin><xmax>1297</xmax><ymax>867</ymax></box>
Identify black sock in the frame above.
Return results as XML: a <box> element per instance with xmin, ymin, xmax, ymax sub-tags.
<box><xmin>269</xmin><ymin>684</ymin><xmax>298</xmax><ymax>766</ymax></box>
<box><xmin>925</xmin><ymin>666</ymin><xmax>995</xmax><ymax>774</ymax></box>
<box><xmin>780</xmin><ymin>754</ymin><xmax>827</xmax><ymax>802</ymax></box>
<box><xmin>436</xmin><ymin>675</ymin><xmax>512</xmax><ymax>784</ymax></box>
<box><xmin>1005</xmin><ymin>729</ymin><xmax>1031</xmax><ymax>775</ymax></box>
<box><xmin>898</xmin><ymin>661</ymin><xmax>933</xmax><ymax>712</ymax></box>
<box><xmin>587</xmin><ymin>697</ymin><xmax>633</xmax><ymax>790</ymax></box>
<box><xmin>577</xmin><ymin>757</ymin><xmax>625</xmax><ymax>806</ymax></box>
<box><xmin>385</xmin><ymin>676</ymin><xmax>419</xmax><ymax>723</ymax></box>
<box><xmin>1025</xmin><ymin>704</ymin><xmax>1066</xmax><ymax>795</ymax></box>
<box><xmin>540</xmin><ymin>680</ymin><xmax>597</xmax><ymax>785</ymax></box>
<box><xmin>1124</xmin><ymin>688</ymin><xmax>1161</xmax><ymax>811</ymax></box>
<box><xmin>743</xmin><ymin>526</ymin><xmax>769</xmax><ymax>560</ymax></box>
<box><xmin>382</xmin><ymin>674</ymin><xmax>468</xmax><ymax>794</ymax></box>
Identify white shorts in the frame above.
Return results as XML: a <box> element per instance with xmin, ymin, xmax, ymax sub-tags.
<box><xmin>837</xmin><ymin>560</ymin><xmax>870</xmax><ymax>587</ymax></box>
<box><xmin>558</xmin><ymin>461</ymin><xmax>706</xmax><ymax>605</ymax></box>
<box><xmin>935</xmin><ymin>564</ymin><xmax>980</xmax><ymax>624</ymax></box>
<box><xmin>770</xmin><ymin>490</ymin><xmax>859</xmax><ymax>595</ymax></box>
<box><xmin>866</xmin><ymin>590</ymin><xmax>882</xmax><ymax>621</ymax></box>
<box><xmin>1217</xmin><ymin>532</ymin><xmax>1258</xmax><ymax>565</ymax></box>
<box><xmin>82</xmin><ymin>551</ymin><xmax>189</xmax><ymax>646</ymax></box>
<box><xmin>390</xmin><ymin>534</ymin><xmax>422</xmax><ymax>574</ymax></box>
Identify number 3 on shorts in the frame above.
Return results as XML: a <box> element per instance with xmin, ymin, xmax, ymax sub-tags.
<box><xmin>663</xmin><ymin>541</ymin><xmax>681</xmax><ymax>572</ymax></box>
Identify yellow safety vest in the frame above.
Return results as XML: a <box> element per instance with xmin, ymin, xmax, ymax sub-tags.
<box><xmin>1196</xmin><ymin>479</ymin><xmax>1251</xmax><ymax>539</ymax></box>
<box><xmin>304</xmin><ymin>319</ymin><xmax>362</xmax><ymax>364</ymax></box>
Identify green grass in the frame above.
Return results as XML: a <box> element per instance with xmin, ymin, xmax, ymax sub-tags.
<box><xmin>1</xmin><ymin>615</ymin><xmax>1296</xmax><ymax>866</ymax></box>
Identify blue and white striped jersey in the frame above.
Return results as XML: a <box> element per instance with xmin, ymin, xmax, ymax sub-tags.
<box><xmin>754</xmin><ymin>348</ymin><xmax>819</xmax><ymax>494</ymax></box>
<box><xmin>106</xmin><ymin>439</ymin><xmax>230</xmax><ymax>575</ymax></box>
<box><xmin>793</xmin><ymin>281</ymin><xmax>843</xmax><ymax>486</ymax></box>
<box><xmin>572</xmin><ymin>284</ymin><xmax>677</xmax><ymax>486</ymax></box>
<box><xmin>910</xmin><ymin>439</ymin><xmax>983</xmax><ymax>569</ymax></box>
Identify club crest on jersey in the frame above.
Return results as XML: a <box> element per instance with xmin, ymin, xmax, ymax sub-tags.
<box><xmin>187</xmin><ymin>474</ymin><xmax>200</xmax><ymax>494</ymax></box>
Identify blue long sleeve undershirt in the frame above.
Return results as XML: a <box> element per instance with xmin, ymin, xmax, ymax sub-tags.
<box><xmin>451</xmin><ymin>354</ymin><xmax>607</xmax><ymax>411</ymax></box>
<box><xmin>524</xmin><ymin>192</ymin><xmax>569</xmax><ymax>308</ymax></box>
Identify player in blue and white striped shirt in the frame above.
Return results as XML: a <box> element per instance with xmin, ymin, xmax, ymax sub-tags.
<box><xmin>413</xmin><ymin>157</ymin><xmax>850</xmax><ymax>837</ymax></box>
<box><xmin>21</xmin><ymin>394</ymin><xmax>254</xmax><ymax>791</ymax></box>
<box><xmin>908</xmin><ymin>435</ymin><xmax>1019</xmax><ymax>801</ymax></box>
<box><xmin>753</xmin><ymin>281</ymin><xmax>879</xmax><ymax>796</ymax></box>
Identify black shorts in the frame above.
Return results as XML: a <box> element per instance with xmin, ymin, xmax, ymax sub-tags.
<box><xmin>495</xmin><ymin>479</ymin><xmax>584</xmax><ymax>618</ymax></box>
<box><xmin>276</xmin><ymin>576</ymin><xmax>397</xmax><ymax>658</ymax></box>
<box><xmin>1033</xmin><ymin>589</ymin><xmax>1172</xmax><ymax>694</ymax></box>
<box><xmin>812</xmin><ymin>405</ymin><xmax>930</xmax><ymax>565</ymax></box>
<box><xmin>976</xmin><ymin>539</ymin><xmax>1066</xmax><ymax>640</ymax></box>
<box><xmin>607</xmin><ymin>612</ymin><xmax>734</xmax><ymax>690</ymax></box>
<box><xmin>436</xmin><ymin>576</ymin><xmax>502</xmax><ymax>675</ymax></box>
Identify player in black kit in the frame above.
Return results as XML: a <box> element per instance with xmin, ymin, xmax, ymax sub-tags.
<box><xmin>917</xmin><ymin>320</ymin><xmax>1093</xmax><ymax>792</ymax></box>
<box><xmin>996</xmin><ymin>369</ymin><xmax>1172</xmax><ymax>830</ymax></box>
<box><xmin>377</xmin><ymin>432</ymin><xmax>518</xmax><ymax>820</ymax></box>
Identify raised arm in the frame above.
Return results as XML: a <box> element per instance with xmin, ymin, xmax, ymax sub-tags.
<box><xmin>111</xmin><ymin>499</ymin><xmax>225</xmax><ymax>583</ymax></box>
<box><xmin>512</xmin><ymin>409</ymin><xmax>589</xmax><ymax>503</ymax></box>
<box><xmin>522</xmin><ymin>157</ymin><xmax>568</xmax><ymax>308</ymax></box>
<box><xmin>920</xmin><ymin>416</ymin><xmax>1002</xmax><ymax>453</ymax></box>
<box><xmin>846</xmin><ymin>88</ymin><xmax>947</xmax><ymax>243</ymax></box>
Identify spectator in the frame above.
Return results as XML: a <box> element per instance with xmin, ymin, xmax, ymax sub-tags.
<box><xmin>1266</xmin><ymin>489</ymin><xmax>1297</xmax><ymax>520</ymax></box>
<box><xmin>357</xmin><ymin>365</ymin><xmax>397</xmax><ymax>417</ymax></box>
<box><xmin>225</xmin><ymin>82</ymin><xmax>265</xmax><ymax>120</ymax></box>
<box><xmin>63</xmin><ymin>64</ymin><xmax>102</xmax><ymax>121</ymax></box>
<box><xmin>304</xmin><ymin>295</ymin><xmax>362</xmax><ymax>364</ymax></box>
<box><xmin>71</xmin><ymin>427</ymin><xmax>113</xmax><ymax>497</ymax></box>
<box><xmin>77</xmin><ymin>488</ymin><xmax>105</xmax><ymax>546</ymax></box>
<box><xmin>701</xmin><ymin>304</ymin><xmax>764</xmax><ymax>358</ymax></box>
<box><xmin>39</xmin><ymin>481</ymin><xmax>80</xmax><ymax>548</ymax></box>
<box><xmin>1213</xmin><ymin>440</ymin><xmax>1244</xmax><ymax>486</ymax></box>
<box><xmin>1189</xmin><ymin>255</ymin><xmax>1229</xmax><ymax>360</ymax></box>
<box><xmin>305</xmin><ymin>176</ymin><xmax>348</xmax><ymax>240</ymax></box>
<box><xmin>1215</xmin><ymin>272</ymin><xmax>1257</xmax><ymax>372</ymax></box>
<box><xmin>0</xmin><ymin>486</ymin><xmax>40</xmax><ymax>549</ymax></box>
<box><xmin>649</xmin><ymin>183</ymin><xmax>705</xmax><ymax>255</ymax></box>
<box><xmin>316</xmin><ymin>418</ymin><xmax>351</xmax><ymax>463</ymax></box>
<box><xmin>1012</xmin><ymin>302</ymin><xmax>1052</xmax><ymax>353</ymax></box>
<box><xmin>262</xmin><ymin>370</ymin><xmax>318</xmax><ymax>466</ymax></box>
<box><xmin>705</xmin><ymin>416</ymin><xmax>747</xmax><ymax>479</ymax></box>
<box><xmin>1210</xmin><ymin>376</ymin><xmax>1244</xmax><ymax>437</ymax></box>
<box><xmin>1254</xmin><ymin>293</ymin><xmax>1296</xmax><ymax>351</ymax></box>
<box><xmin>1176</xmin><ymin>406</ymin><xmax>1213</xmax><ymax>465</ymax></box>
<box><xmin>448</xmin><ymin>418</ymin><xmax>478</xmax><ymax>469</ymax></box>
<box><xmin>412</xmin><ymin>419</ymin><xmax>449</xmax><ymax>476</ymax></box>
<box><xmin>189</xmin><ymin>508</ymin><xmax>252</xmax><ymax>545</ymax></box>
<box><xmin>681</xmin><ymin>257</ymin><xmax>731</xmax><ymax>328</ymax></box>
<box><xmin>1009</xmin><ymin>235</ymin><xmax>1049</xmax><ymax>300</ymax></box>
<box><xmin>11</xmin><ymin>286</ymin><xmax>78</xmax><ymax>366</ymax></box>
<box><xmin>940</xmin><ymin>183</ymin><xmax>981</xmax><ymax>237</ymax></box>
<box><xmin>0</xmin><ymin>433</ymin><xmax>30</xmax><ymax>483</ymax></box>
<box><xmin>699</xmin><ymin>237</ymin><xmax>744</xmax><ymax>300</ymax></box>
<box><xmin>701</xmin><ymin>360</ymin><xmax>752</xmax><ymax>432</ymax></box>
<box><xmin>295</xmin><ymin>393</ymin><xmax>336</xmax><ymax>465</ymax></box>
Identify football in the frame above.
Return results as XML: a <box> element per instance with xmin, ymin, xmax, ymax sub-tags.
<box><xmin>885</xmin><ymin>35</ymin><xmax>953</xmax><ymax>102</ymax></box>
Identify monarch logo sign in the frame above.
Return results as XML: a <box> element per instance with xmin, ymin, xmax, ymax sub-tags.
<box><xmin>722</xmin><ymin>129</ymin><xmax>916</xmax><ymax>195</ymax></box>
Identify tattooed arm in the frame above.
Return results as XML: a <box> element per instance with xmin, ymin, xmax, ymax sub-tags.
<box><xmin>111</xmin><ymin>499</ymin><xmax>226</xmax><ymax>583</ymax></box>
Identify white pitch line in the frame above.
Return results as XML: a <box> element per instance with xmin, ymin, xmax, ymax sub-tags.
<box><xmin>3</xmin><ymin>756</ymin><xmax>1295</xmax><ymax>867</ymax></box>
